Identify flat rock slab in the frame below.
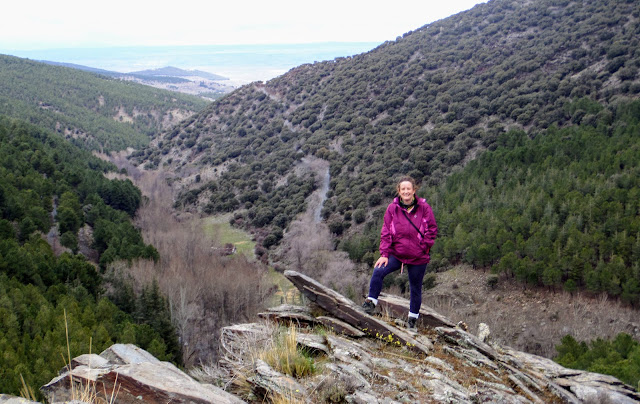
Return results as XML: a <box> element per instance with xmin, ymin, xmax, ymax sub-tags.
<box><xmin>316</xmin><ymin>316</ymin><xmax>366</xmax><ymax>337</ymax></box>
<box><xmin>296</xmin><ymin>333</ymin><xmax>330</xmax><ymax>356</ymax></box>
<box><xmin>258</xmin><ymin>310</ymin><xmax>318</xmax><ymax>324</ymax></box>
<box><xmin>503</xmin><ymin>347</ymin><xmax>640</xmax><ymax>403</ymax></box>
<box><xmin>70</xmin><ymin>353</ymin><xmax>110</xmax><ymax>369</ymax></box>
<box><xmin>284</xmin><ymin>270</ymin><xmax>432</xmax><ymax>355</ymax></box>
<box><xmin>378</xmin><ymin>293</ymin><xmax>456</xmax><ymax>328</ymax></box>
<box><xmin>105</xmin><ymin>361</ymin><xmax>245</xmax><ymax>404</ymax></box>
<box><xmin>435</xmin><ymin>326</ymin><xmax>498</xmax><ymax>361</ymax></box>
<box><xmin>249</xmin><ymin>359</ymin><xmax>306</xmax><ymax>400</ymax></box>
<box><xmin>266</xmin><ymin>304</ymin><xmax>312</xmax><ymax>314</ymax></box>
<box><xmin>100</xmin><ymin>343</ymin><xmax>160</xmax><ymax>365</ymax></box>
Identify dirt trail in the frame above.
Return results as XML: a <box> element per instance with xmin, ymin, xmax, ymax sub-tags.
<box><xmin>293</xmin><ymin>156</ymin><xmax>330</xmax><ymax>223</ymax></box>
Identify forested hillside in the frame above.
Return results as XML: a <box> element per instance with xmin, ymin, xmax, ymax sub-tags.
<box><xmin>0</xmin><ymin>55</ymin><xmax>208</xmax><ymax>151</ymax></box>
<box><xmin>433</xmin><ymin>101</ymin><xmax>639</xmax><ymax>301</ymax></box>
<box><xmin>0</xmin><ymin>117</ymin><xmax>179</xmax><ymax>399</ymax></box>
<box><xmin>555</xmin><ymin>332</ymin><xmax>640</xmax><ymax>388</ymax></box>
<box><xmin>345</xmin><ymin>100</ymin><xmax>639</xmax><ymax>302</ymax></box>
<box><xmin>133</xmin><ymin>0</ymin><xmax>639</xmax><ymax>288</ymax></box>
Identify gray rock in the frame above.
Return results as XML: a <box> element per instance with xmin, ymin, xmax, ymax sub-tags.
<box><xmin>70</xmin><ymin>353</ymin><xmax>110</xmax><ymax>369</ymax></box>
<box><xmin>326</xmin><ymin>334</ymin><xmax>374</xmax><ymax>368</ymax></box>
<box><xmin>323</xmin><ymin>363</ymin><xmax>371</xmax><ymax>390</ymax></box>
<box><xmin>258</xmin><ymin>304</ymin><xmax>318</xmax><ymax>324</ymax></box>
<box><xmin>557</xmin><ymin>377</ymin><xmax>640</xmax><ymax>404</ymax></box>
<box><xmin>257</xmin><ymin>310</ymin><xmax>318</xmax><ymax>324</ymax></box>
<box><xmin>420</xmin><ymin>377</ymin><xmax>472</xmax><ymax>404</ymax></box>
<box><xmin>475</xmin><ymin>378</ymin><xmax>516</xmax><ymax>394</ymax></box>
<box><xmin>470</xmin><ymin>388</ymin><xmax>533</xmax><ymax>404</ymax></box>
<box><xmin>424</xmin><ymin>356</ymin><xmax>455</xmax><ymax>372</ymax></box>
<box><xmin>296</xmin><ymin>332</ymin><xmax>330</xmax><ymax>356</ymax></box>
<box><xmin>266</xmin><ymin>304</ymin><xmax>312</xmax><ymax>314</ymax></box>
<box><xmin>568</xmin><ymin>384</ymin><xmax>638</xmax><ymax>404</ymax></box>
<box><xmin>248</xmin><ymin>359</ymin><xmax>306</xmax><ymax>400</ymax></box>
<box><xmin>370</xmin><ymin>357</ymin><xmax>399</xmax><ymax>369</ymax></box>
<box><xmin>99</xmin><ymin>343</ymin><xmax>160</xmax><ymax>365</ymax></box>
<box><xmin>0</xmin><ymin>395</ymin><xmax>41</xmax><ymax>404</ymax></box>
<box><xmin>507</xmin><ymin>374</ymin><xmax>545</xmax><ymax>404</ymax></box>
<box><xmin>378</xmin><ymin>293</ymin><xmax>457</xmax><ymax>328</ymax></box>
<box><xmin>422</xmin><ymin>366</ymin><xmax>466</xmax><ymax>392</ymax></box>
<box><xmin>504</xmin><ymin>347</ymin><xmax>640</xmax><ymax>402</ymax></box>
<box><xmin>41</xmin><ymin>344</ymin><xmax>245</xmax><ymax>404</ymax></box>
<box><xmin>478</xmin><ymin>322</ymin><xmax>491</xmax><ymax>342</ymax></box>
<box><xmin>41</xmin><ymin>271</ymin><xmax>639</xmax><ymax>404</ymax></box>
<box><xmin>435</xmin><ymin>326</ymin><xmax>499</xmax><ymax>360</ymax></box>
<box><xmin>345</xmin><ymin>390</ymin><xmax>381</xmax><ymax>404</ymax></box>
<box><xmin>316</xmin><ymin>316</ymin><xmax>366</xmax><ymax>337</ymax></box>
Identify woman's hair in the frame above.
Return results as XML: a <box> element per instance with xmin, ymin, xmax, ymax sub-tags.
<box><xmin>396</xmin><ymin>175</ymin><xmax>419</xmax><ymax>194</ymax></box>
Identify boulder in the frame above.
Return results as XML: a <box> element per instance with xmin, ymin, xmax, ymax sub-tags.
<box><xmin>477</xmin><ymin>322</ymin><xmax>491</xmax><ymax>343</ymax></box>
<box><xmin>41</xmin><ymin>344</ymin><xmax>245</xmax><ymax>404</ymax></box>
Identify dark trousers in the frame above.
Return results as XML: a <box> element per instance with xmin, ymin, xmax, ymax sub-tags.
<box><xmin>367</xmin><ymin>255</ymin><xmax>427</xmax><ymax>315</ymax></box>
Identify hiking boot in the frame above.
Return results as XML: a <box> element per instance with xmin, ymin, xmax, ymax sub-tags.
<box><xmin>407</xmin><ymin>317</ymin><xmax>418</xmax><ymax>331</ymax></box>
<box><xmin>362</xmin><ymin>299</ymin><xmax>376</xmax><ymax>314</ymax></box>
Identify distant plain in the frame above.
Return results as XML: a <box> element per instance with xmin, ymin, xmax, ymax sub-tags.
<box><xmin>2</xmin><ymin>42</ymin><xmax>381</xmax><ymax>84</ymax></box>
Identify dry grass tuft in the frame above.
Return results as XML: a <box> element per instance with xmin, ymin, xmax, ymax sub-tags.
<box><xmin>314</xmin><ymin>373</ymin><xmax>358</xmax><ymax>403</ymax></box>
<box><xmin>60</xmin><ymin>309</ymin><xmax>120</xmax><ymax>404</ymax></box>
<box><xmin>269</xmin><ymin>389</ymin><xmax>307</xmax><ymax>404</ymax></box>
<box><xmin>194</xmin><ymin>322</ymin><xmax>320</xmax><ymax>401</ymax></box>
<box><xmin>19</xmin><ymin>374</ymin><xmax>37</xmax><ymax>401</ymax></box>
<box><xmin>260</xmin><ymin>324</ymin><xmax>317</xmax><ymax>379</ymax></box>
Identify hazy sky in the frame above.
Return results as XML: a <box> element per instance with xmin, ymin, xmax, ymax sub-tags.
<box><xmin>2</xmin><ymin>0</ymin><xmax>487</xmax><ymax>50</ymax></box>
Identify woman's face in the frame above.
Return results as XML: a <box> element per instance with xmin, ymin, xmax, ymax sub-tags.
<box><xmin>398</xmin><ymin>181</ymin><xmax>415</xmax><ymax>204</ymax></box>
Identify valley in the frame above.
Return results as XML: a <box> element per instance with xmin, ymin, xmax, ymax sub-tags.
<box><xmin>0</xmin><ymin>0</ymin><xmax>639</xmax><ymax>400</ymax></box>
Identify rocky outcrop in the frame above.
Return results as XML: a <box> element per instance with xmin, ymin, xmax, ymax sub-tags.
<box><xmin>214</xmin><ymin>270</ymin><xmax>639</xmax><ymax>403</ymax></box>
<box><xmin>41</xmin><ymin>344</ymin><xmax>244</xmax><ymax>404</ymax></box>
<box><xmin>284</xmin><ymin>268</ymin><xmax>433</xmax><ymax>355</ymax></box>
<box><xmin>41</xmin><ymin>270</ymin><xmax>639</xmax><ymax>403</ymax></box>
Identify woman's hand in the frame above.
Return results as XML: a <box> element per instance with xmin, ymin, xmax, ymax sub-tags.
<box><xmin>374</xmin><ymin>256</ymin><xmax>388</xmax><ymax>268</ymax></box>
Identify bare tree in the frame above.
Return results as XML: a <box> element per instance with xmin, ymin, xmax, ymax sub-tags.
<box><xmin>278</xmin><ymin>212</ymin><xmax>368</xmax><ymax>300</ymax></box>
<box><xmin>107</xmin><ymin>169</ymin><xmax>271</xmax><ymax>366</ymax></box>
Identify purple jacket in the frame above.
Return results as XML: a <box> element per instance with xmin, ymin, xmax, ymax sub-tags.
<box><xmin>380</xmin><ymin>197</ymin><xmax>438</xmax><ymax>265</ymax></box>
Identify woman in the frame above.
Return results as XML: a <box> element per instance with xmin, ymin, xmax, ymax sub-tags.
<box><xmin>362</xmin><ymin>176</ymin><xmax>438</xmax><ymax>330</ymax></box>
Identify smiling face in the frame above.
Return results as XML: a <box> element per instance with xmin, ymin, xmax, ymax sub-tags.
<box><xmin>398</xmin><ymin>181</ymin><xmax>415</xmax><ymax>205</ymax></box>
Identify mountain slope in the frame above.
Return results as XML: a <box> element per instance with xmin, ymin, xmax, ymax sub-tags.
<box><xmin>0</xmin><ymin>116</ymin><xmax>180</xmax><ymax>398</ymax></box>
<box><xmin>135</xmin><ymin>0</ymin><xmax>639</xmax><ymax>237</ymax></box>
<box><xmin>132</xmin><ymin>0</ymin><xmax>640</xmax><ymax>266</ymax></box>
<box><xmin>0</xmin><ymin>54</ymin><xmax>208</xmax><ymax>151</ymax></box>
<box><xmin>128</xmin><ymin>0</ymin><xmax>640</xmax><ymax>316</ymax></box>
